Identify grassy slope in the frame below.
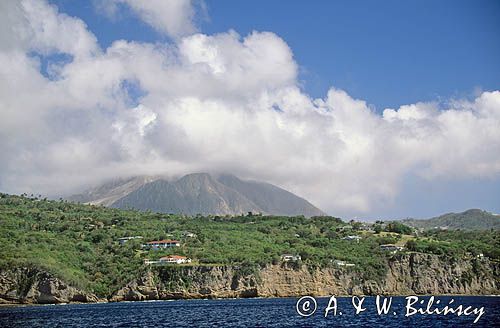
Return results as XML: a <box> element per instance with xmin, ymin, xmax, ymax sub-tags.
<box><xmin>1</xmin><ymin>193</ymin><xmax>498</xmax><ymax>297</ymax></box>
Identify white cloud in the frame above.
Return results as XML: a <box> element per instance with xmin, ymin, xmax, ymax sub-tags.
<box><xmin>1</xmin><ymin>0</ymin><xmax>499</xmax><ymax>216</ymax></box>
<box><xmin>98</xmin><ymin>0</ymin><xmax>198</xmax><ymax>38</ymax></box>
<box><xmin>0</xmin><ymin>0</ymin><xmax>98</xmax><ymax>57</ymax></box>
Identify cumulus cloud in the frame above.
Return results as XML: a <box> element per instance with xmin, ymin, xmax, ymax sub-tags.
<box><xmin>0</xmin><ymin>0</ymin><xmax>98</xmax><ymax>57</ymax></box>
<box><xmin>97</xmin><ymin>0</ymin><xmax>198</xmax><ymax>38</ymax></box>
<box><xmin>1</xmin><ymin>0</ymin><xmax>500</xmax><ymax>216</ymax></box>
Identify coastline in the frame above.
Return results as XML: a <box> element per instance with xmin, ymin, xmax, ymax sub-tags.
<box><xmin>1</xmin><ymin>294</ymin><xmax>500</xmax><ymax>308</ymax></box>
<box><xmin>2</xmin><ymin>252</ymin><xmax>499</xmax><ymax>306</ymax></box>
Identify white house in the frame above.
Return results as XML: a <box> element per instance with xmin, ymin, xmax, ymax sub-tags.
<box><xmin>142</xmin><ymin>239</ymin><xmax>180</xmax><ymax>250</ymax></box>
<box><xmin>159</xmin><ymin>255</ymin><xmax>191</xmax><ymax>264</ymax></box>
<box><xmin>281</xmin><ymin>254</ymin><xmax>301</xmax><ymax>262</ymax></box>
<box><xmin>342</xmin><ymin>235</ymin><xmax>362</xmax><ymax>242</ymax></box>
<box><xmin>332</xmin><ymin>260</ymin><xmax>355</xmax><ymax>267</ymax></box>
<box><xmin>380</xmin><ymin>244</ymin><xmax>404</xmax><ymax>253</ymax></box>
<box><xmin>143</xmin><ymin>259</ymin><xmax>160</xmax><ymax>265</ymax></box>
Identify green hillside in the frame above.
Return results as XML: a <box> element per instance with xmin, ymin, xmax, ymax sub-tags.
<box><xmin>403</xmin><ymin>209</ymin><xmax>500</xmax><ymax>231</ymax></box>
<box><xmin>1</xmin><ymin>193</ymin><xmax>498</xmax><ymax>298</ymax></box>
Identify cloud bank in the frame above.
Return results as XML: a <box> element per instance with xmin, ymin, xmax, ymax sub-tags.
<box><xmin>1</xmin><ymin>0</ymin><xmax>499</xmax><ymax>216</ymax></box>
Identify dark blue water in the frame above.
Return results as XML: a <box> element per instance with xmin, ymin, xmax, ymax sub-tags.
<box><xmin>0</xmin><ymin>296</ymin><xmax>498</xmax><ymax>327</ymax></box>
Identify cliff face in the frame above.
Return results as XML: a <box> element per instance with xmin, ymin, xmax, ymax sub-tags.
<box><xmin>0</xmin><ymin>267</ymin><xmax>100</xmax><ymax>304</ymax></box>
<box><xmin>110</xmin><ymin>265</ymin><xmax>260</xmax><ymax>301</ymax></box>
<box><xmin>383</xmin><ymin>253</ymin><xmax>499</xmax><ymax>295</ymax></box>
<box><xmin>110</xmin><ymin>253</ymin><xmax>499</xmax><ymax>301</ymax></box>
<box><xmin>1</xmin><ymin>254</ymin><xmax>497</xmax><ymax>305</ymax></box>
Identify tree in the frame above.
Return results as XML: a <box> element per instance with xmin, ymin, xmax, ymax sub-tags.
<box><xmin>405</xmin><ymin>240</ymin><xmax>417</xmax><ymax>251</ymax></box>
<box><xmin>385</xmin><ymin>222</ymin><xmax>413</xmax><ymax>235</ymax></box>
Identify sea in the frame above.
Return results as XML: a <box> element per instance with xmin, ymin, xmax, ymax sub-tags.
<box><xmin>0</xmin><ymin>296</ymin><xmax>498</xmax><ymax>327</ymax></box>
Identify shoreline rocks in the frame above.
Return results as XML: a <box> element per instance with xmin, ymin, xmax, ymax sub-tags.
<box><xmin>0</xmin><ymin>267</ymin><xmax>101</xmax><ymax>304</ymax></box>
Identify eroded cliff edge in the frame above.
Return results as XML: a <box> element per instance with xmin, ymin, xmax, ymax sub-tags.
<box><xmin>0</xmin><ymin>267</ymin><xmax>101</xmax><ymax>304</ymax></box>
<box><xmin>110</xmin><ymin>253</ymin><xmax>499</xmax><ymax>301</ymax></box>
<box><xmin>1</xmin><ymin>253</ymin><xmax>498</xmax><ymax>305</ymax></box>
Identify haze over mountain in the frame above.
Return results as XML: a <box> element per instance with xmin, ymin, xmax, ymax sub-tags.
<box><xmin>403</xmin><ymin>209</ymin><xmax>500</xmax><ymax>231</ymax></box>
<box><xmin>69</xmin><ymin>173</ymin><xmax>325</xmax><ymax>217</ymax></box>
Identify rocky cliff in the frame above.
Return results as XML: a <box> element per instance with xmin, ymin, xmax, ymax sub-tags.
<box><xmin>1</xmin><ymin>253</ymin><xmax>498</xmax><ymax>305</ymax></box>
<box><xmin>110</xmin><ymin>253</ymin><xmax>499</xmax><ymax>301</ymax></box>
<box><xmin>0</xmin><ymin>267</ymin><xmax>100</xmax><ymax>304</ymax></box>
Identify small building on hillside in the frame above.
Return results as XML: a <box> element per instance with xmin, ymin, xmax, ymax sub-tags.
<box><xmin>380</xmin><ymin>244</ymin><xmax>404</xmax><ymax>253</ymax></box>
<box><xmin>144</xmin><ymin>259</ymin><xmax>160</xmax><ymax>265</ymax></box>
<box><xmin>142</xmin><ymin>239</ymin><xmax>180</xmax><ymax>250</ymax></box>
<box><xmin>342</xmin><ymin>235</ymin><xmax>362</xmax><ymax>242</ymax></box>
<box><xmin>476</xmin><ymin>253</ymin><xmax>489</xmax><ymax>260</ymax></box>
<box><xmin>332</xmin><ymin>260</ymin><xmax>355</xmax><ymax>267</ymax></box>
<box><xmin>281</xmin><ymin>254</ymin><xmax>301</xmax><ymax>262</ymax></box>
<box><xmin>159</xmin><ymin>255</ymin><xmax>191</xmax><ymax>264</ymax></box>
<box><xmin>338</xmin><ymin>225</ymin><xmax>353</xmax><ymax>231</ymax></box>
<box><xmin>358</xmin><ymin>224</ymin><xmax>375</xmax><ymax>233</ymax></box>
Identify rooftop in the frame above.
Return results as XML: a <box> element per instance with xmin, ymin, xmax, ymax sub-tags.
<box><xmin>160</xmin><ymin>255</ymin><xmax>187</xmax><ymax>260</ymax></box>
<box><xmin>146</xmin><ymin>239</ymin><xmax>180</xmax><ymax>244</ymax></box>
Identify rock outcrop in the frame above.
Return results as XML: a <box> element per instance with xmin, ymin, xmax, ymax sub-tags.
<box><xmin>0</xmin><ymin>267</ymin><xmax>101</xmax><ymax>304</ymax></box>
<box><xmin>383</xmin><ymin>252</ymin><xmax>499</xmax><ymax>294</ymax></box>
<box><xmin>110</xmin><ymin>253</ymin><xmax>499</xmax><ymax>301</ymax></box>
<box><xmin>110</xmin><ymin>265</ymin><xmax>259</xmax><ymax>301</ymax></box>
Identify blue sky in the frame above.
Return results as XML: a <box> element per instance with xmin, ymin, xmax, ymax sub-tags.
<box><xmin>52</xmin><ymin>0</ymin><xmax>500</xmax><ymax>111</ymax></box>
<box><xmin>2</xmin><ymin>0</ymin><xmax>499</xmax><ymax>219</ymax></box>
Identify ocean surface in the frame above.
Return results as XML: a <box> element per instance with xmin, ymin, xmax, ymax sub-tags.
<box><xmin>0</xmin><ymin>296</ymin><xmax>498</xmax><ymax>327</ymax></box>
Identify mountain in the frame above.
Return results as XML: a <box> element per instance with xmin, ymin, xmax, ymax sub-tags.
<box><xmin>68</xmin><ymin>176</ymin><xmax>156</xmax><ymax>206</ymax></box>
<box><xmin>403</xmin><ymin>209</ymin><xmax>500</xmax><ymax>231</ymax></box>
<box><xmin>216</xmin><ymin>174</ymin><xmax>323</xmax><ymax>217</ymax></box>
<box><xmin>68</xmin><ymin>173</ymin><xmax>325</xmax><ymax>217</ymax></box>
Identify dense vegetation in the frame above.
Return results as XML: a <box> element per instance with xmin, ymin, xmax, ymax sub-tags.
<box><xmin>406</xmin><ymin>230</ymin><xmax>500</xmax><ymax>259</ymax></box>
<box><xmin>0</xmin><ymin>193</ymin><xmax>498</xmax><ymax>298</ymax></box>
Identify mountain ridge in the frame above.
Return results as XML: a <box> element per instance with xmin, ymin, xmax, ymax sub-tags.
<box><xmin>68</xmin><ymin>173</ymin><xmax>325</xmax><ymax>217</ymax></box>
<box><xmin>402</xmin><ymin>208</ymin><xmax>500</xmax><ymax>231</ymax></box>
